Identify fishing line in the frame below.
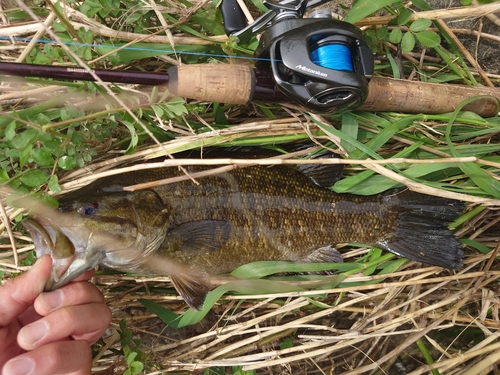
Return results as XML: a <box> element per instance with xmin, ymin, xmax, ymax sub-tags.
<box><xmin>2</xmin><ymin>36</ymin><xmax>356</xmax><ymax>73</ymax></box>
<box><xmin>310</xmin><ymin>36</ymin><xmax>354</xmax><ymax>72</ymax></box>
<box><xmin>0</xmin><ymin>36</ymin><xmax>275</xmax><ymax>62</ymax></box>
<box><xmin>311</xmin><ymin>44</ymin><xmax>353</xmax><ymax>71</ymax></box>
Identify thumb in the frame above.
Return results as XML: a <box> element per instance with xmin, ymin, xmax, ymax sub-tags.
<box><xmin>0</xmin><ymin>255</ymin><xmax>52</xmax><ymax>327</ymax></box>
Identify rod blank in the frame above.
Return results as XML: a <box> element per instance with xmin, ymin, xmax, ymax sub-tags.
<box><xmin>0</xmin><ymin>61</ymin><xmax>169</xmax><ymax>86</ymax></box>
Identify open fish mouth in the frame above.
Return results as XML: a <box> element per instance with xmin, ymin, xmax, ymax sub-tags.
<box><xmin>22</xmin><ymin>217</ymin><xmax>101</xmax><ymax>291</ymax></box>
<box><xmin>23</xmin><ymin>218</ymin><xmax>76</xmax><ymax>290</ymax></box>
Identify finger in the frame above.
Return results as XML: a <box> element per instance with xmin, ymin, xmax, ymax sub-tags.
<box><xmin>2</xmin><ymin>340</ymin><xmax>92</xmax><ymax>375</ymax></box>
<box><xmin>72</xmin><ymin>269</ymin><xmax>95</xmax><ymax>282</ymax></box>
<box><xmin>0</xmin><ymin>255</ymin><xmax>52</xmax><ymax>328</ymax></box>
<box><xmin>34</xmin><ymin>280</ymin><xmax>105</xmax><ymax>316</ymax></box>
<box><xmin>18</xmin><ymin>303</ymin><xmax>111</xmax><ymax>350</ymax></box>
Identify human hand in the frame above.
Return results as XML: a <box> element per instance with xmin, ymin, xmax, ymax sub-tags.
<box><xmin>1</xmin><ymin>255</ymin><xmax>111</xmax><ymax>375</ymax></box>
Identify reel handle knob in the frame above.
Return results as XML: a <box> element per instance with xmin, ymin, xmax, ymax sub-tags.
<box><xmin>220</xmin><ymin>0</ymin><xmax>247</xmax><ymax>36</ymax></box>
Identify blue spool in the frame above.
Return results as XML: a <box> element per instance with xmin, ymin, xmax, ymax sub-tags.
<box><xmin>311</xmin><ymin>44</ymin><xmax>354</xmax><ymax>72</ymax></box>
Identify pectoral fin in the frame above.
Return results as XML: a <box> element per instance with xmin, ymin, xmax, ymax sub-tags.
<box><xmin>168</xmin><ymin>220</ymin><xmax>232</xmax><ymax>254</ymax></box>
<box><xmin>171</xmin><ymin>273</ymin><xmax>211</xmax><ymax>310</ymax></box>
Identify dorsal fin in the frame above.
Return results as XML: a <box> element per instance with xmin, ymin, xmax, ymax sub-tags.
<box><xmin>169</xmin><ymin>144</ymin><xmax>345</xmax><ymax>189</ymax></box>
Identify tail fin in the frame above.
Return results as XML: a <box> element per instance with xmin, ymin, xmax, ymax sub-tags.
<box><xmin>376</xmin><ymin>190</ymin><xmax>464</xmax><ymax>269</ymax></box>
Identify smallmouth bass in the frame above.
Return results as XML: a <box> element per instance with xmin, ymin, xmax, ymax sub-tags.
<box><xmin>23</xmin><ymin>158</ymin><xmax>464</xmax><ymax>309</ymax></box>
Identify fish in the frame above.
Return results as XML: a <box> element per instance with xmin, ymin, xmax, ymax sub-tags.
<box><xmin>22</xmin><ymin>151</ymin><xmax>464</xmax><ymax>309</ymax></box>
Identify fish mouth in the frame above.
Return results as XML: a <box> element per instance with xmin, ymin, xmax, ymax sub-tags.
<box><xmin>22</xmin><ymin>217</ymin><xmax>103</xmax><ymax>291</ymax></box>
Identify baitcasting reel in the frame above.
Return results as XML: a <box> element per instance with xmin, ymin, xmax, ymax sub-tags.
<box><xmin>221</xmin><ymin>0</ymin><xmax>374</xmax><ymax>113</ymax></box>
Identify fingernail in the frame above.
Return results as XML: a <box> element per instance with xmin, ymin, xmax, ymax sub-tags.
<box><xmin>21</xmin><ymin>321</ymin><xmax>48</xmax><ymax>345</ymax></box>
<box><xmin>3</xmin><ymin>357</ymin><xmax>35</xmax><ymax>375</ymax></box>
<box><xmin>39</xmin><ymin>289</ymin><xmax>63</xmax><ymax>311</ymax></box>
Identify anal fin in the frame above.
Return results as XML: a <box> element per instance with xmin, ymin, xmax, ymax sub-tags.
<box><xmin>303</xmin><ymin>245</ymin><xmax>343</xmax><ymax>264</ymax></box>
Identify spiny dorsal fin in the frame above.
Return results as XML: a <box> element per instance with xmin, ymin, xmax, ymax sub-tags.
<box><xmin>294</xmin><ymin>162</ymin><xmax>344</xmax><ymax>189</ymax></box>
<box><xmin>278</xmin><ymin>143</ymin><xmax>344</xmax><ymax>189</ymax></box>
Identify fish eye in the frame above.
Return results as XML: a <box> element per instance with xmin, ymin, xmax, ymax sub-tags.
<box><xmin>78</xmin><ymin>202</ymin><xmax>98</xmax><ymax>216</ymax></box>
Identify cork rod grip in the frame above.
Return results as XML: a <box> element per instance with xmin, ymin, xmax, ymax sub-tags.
<box><xmin>168</xmin><ymin>64</ymin><xmax>254</xmax><ymax>104</ymax></box>
<box><xmin>360</xmin><ymin>77</ymin><xmax>499</xmax><ymax>116</ymax></box>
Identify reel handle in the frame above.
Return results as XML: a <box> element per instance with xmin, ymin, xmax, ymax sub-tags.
<box><xmin>168</xmin><ymin>64</ymin><xmax>499</xmax><ymax>117</ymax></box>
<box><xmin>220</xmin><ymin>0</ymin><xmax>247</xmax><ymax>36</ymax></box>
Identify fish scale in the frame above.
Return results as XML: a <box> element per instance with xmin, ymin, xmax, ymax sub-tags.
<box><xmin>140</xmin><ymin>165</ymin><xmax>422</xmax><ymax>272</ymax></box>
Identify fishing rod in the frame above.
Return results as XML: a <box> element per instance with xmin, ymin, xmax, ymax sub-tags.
<box><xmin>1</xmin><ymin>0</ymin><xmax>499</xmax><ymax>116</ymax></box>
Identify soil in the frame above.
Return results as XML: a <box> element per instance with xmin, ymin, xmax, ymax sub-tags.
<box><xmin>437</xmin><ymin>0</ymin><xmax>500</xmax><ymax>78</ymax></box>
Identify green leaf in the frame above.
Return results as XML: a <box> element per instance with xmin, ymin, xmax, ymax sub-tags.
<box><xmin>53</xmin><ymin>21</ymin><xmax>66</xmax><ymax>32</ymax></box>
<box><xmin>412</xmin><ymin>0</ymin><xmax>433</xmax><ymax>10</ymax></box>
<box><xmin>380</xmin><ymin>258</ymin><xmax>408</xmax><ymax>274</ymax></box>
<box><xmin>341</xmin><ymin>113</ymin><xmax>358</xmax><ymax>153</ymax></box>
<box><xmin>38</xmin><ymin>193</ymin><xmax>59</xmax><ymax>209</ymax></box>
<box><xmin>389</xmin><ymin>28</ymin><xmax>403</xmax><ymax>44</ymax></box>
<box><xmin>5</xmin><ymin>121</ymin><xmax>16</xmax><ymax>141</ymax></box>
<box><xmin>19</xmin><ymin>145</ymin><xmax>33</xmax><ymax>168</ymax></box>
<box><xmin>376</xmin><ymin>26</ymin><xmax>388</xmax><ymax>39</ymax></box>
<box><xmin>165</xmin><ymin>97</ymin><xmax>188</xmax><ymax>116</ymax></box>
<box><xmin>151</xmin><ymin>104</ymin><xmax>164</xmax><ymax>118</ymax></box>
<box><xmin>396</xmin><ymin>8</ymin><xmax>413</xmax><ymax>25</ymax></box>
<box><xmin>48</xmin><ymin>175</ymin><xmax>62</xmax><ymax>194</ymax></box>
<box><xmin>126</xmin><ymin>352</ymin><xmax>138</xmax><ymax>366</ymax></box>
<box><xmin>20</xmin><ymin>170</ymin><xmax>48</xmax><ymax>187</ymax></box>
<box><xmin>80</xmin><ymin>0</ymin><xmax>103</xmax><ymax>17</ymax></box>
<box><xmin>445</xmin><ymin>97</ymin><xmax>500</xmax><ymax>199</ymax></box>
<box><xmin>31</xmin><ymin>148</ymin><xmax>54</xmax><ymax>166</ymax></box>
<box><xmin>120</xmin><ymin>115</ymin><xmax>139</xmax><ymax>154</ymax></box>
<box><xmin>138</xmin><ymin>299</ymin><xmax>181</xmax><ymax>328</ymax></box>
<box><xmin>129</xmin><ymin>361</ymin><xmax>143</xmax><ymax>374</ymax></box>
<box><xmin>10</xmin><ymin>129</ymin><xmax>38</xmax><ymax>150</ymax></box>
<box><xmin>0</xmin><ymin>170</ymin><xmax>8</xmax><ymax>182</ymax></box>
<box><xmin>344</xmin><ymin>0</ymin><xmax>397</xmax><ymax>24</ymax></box>
<box><xmin>174</xmin><ymin>279</ymin><xmax>304</xmax><ymax>328</ymax></box>
<box><xmin>58</xmin><ymin>155</ymin><xmax>77</xmax><ymax>170</ymax></box>
<box><xmin>415</xmin><ymin>30</ymin><xmax>441</xmax><ymax>48</ymax></box>
<box><xmin>401</xmin><ymin>31</ymin><xmax>416</xmax><ymax>52</ymax></box>
<box><xmin>385</xmin><ymin>45</ymin><xmax>401</xmax><ymax>79</ymax></box>
<box><xmin>410</xmin><ymin>18</ymin><xmax>432</xmax><ymax>32</ymax></box>
<box><xmin>280</xmin><ymin>337</ymin><xmax>294</xmax><ymax>350</ymax></box>
<box><xmin>213</xmin><ymin>103</ymin><xmax>228</xmax><ymax>125</ymax></box>
<box><xmin>232</xmin><ymin>261</ymin><xmax>357</xmax><ymax>279</ymax></box>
